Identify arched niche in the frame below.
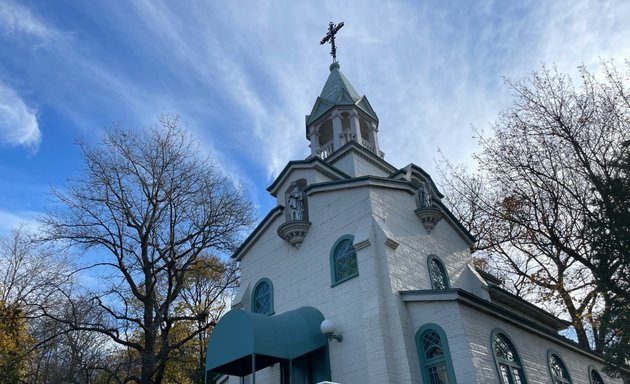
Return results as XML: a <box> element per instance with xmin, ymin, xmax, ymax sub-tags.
<box><xmin>278</xmin><ymin>179</ymin><xmax>311</xmax><ymax>248</ymax></box>
<box><xmin>284</xmin><ymin>179</ymin><xmax>308</xmax><ymax>222</ymax></box>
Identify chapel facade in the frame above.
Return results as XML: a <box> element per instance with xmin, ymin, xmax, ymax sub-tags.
<box><xmin>205</xmin><ymin>61</ymin><xmax>624</xmax><ymax>384</ymax></box>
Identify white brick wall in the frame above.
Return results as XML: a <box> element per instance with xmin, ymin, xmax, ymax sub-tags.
<box><xmin>227</xmin><ymin>159</ymin><xmax>619</xmax><ymax>384</ymax></box>
<box><xmin>458</xmin><ymin>304</ymin><xmax>621</xmax><ymax>384</ymax></box>
<box><xmin>405</xmin><ymin>299</ymin><xmax>622</xmax><ymax>384</ymax></box>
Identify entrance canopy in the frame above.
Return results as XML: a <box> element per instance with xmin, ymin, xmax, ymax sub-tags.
<box><xmin>206</xmin><ymin>306</ymin><xmax>328</xmax><ymax>377</ymax></box>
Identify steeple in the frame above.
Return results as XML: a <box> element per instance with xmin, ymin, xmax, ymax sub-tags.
<box><xmin>305</xmin><ymin>62</ymin><xmax>382</xmax><ymax>159</ymax></box>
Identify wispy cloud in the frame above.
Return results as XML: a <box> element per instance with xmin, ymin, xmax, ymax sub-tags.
<box><xmin>0</xmin><ymin>0</ymin><xmax>60</xmax><ymax>42</ymax></box>
<box><xmin>0</xmin><ymin>82</ymin><xmax>40</xmax><ymax>150</ymax></box>
<box><xmin>0</xmin><ymin>208</ymin><xmax>39</xmax><ymax>235</ymax></box>
<box><xmin>537</xmin><ymin>1</ymin><xmax>630</xmax><ymax>73</ymax></box>
<box><xmin>2</xmin><ymin>0</ymin><xmax>629</xmax><ymax>222</ymax></box>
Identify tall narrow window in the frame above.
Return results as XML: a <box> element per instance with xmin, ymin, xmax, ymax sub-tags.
<box><xmin>330</xmin><ymin>235</ymin><xmax>358</xmax><ymax>286</ymax></box>
<box><xmin>428</xmin><ymin>255</ymin><xmax>449</xmax><ymax>290</ymax></box>
<box><xmin>589</xmin><ymin>368</ymin><xmax>605</xmax><ymax>384</ymax></box>
<box><xmin>548</xmin><ymin>352</ymin><xmax>572</xmax><ymax>384</ymax></box>
<box><xmin>251</xmin><ymin>278</ymin><xmax>274</xmax><ymax>315</ymax></box>
<box><xmin>416</xmin><ymin>324</ymin><xmax>457</xmax><ymax>384</ymax></box>
<box><xmin>492</xmin><ymin>330</ymin><xmax>527</xmax><ymax>384</ymax></box>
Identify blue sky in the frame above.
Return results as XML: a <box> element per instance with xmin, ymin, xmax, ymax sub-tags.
<box><xmin>1</xmin><ymin>0</ymin><xmax>630</xmax><ymax>235</ymax></box>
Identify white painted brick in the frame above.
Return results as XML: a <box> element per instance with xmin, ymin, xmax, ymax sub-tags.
<box><xmin>223</xmin><ymin>162</ymin><xmax>620</xmax><ymax>384</ymax></box>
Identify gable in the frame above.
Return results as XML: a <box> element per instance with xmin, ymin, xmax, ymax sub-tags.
<box><xmin>266</xmin><ymin>157</ymin><xmax>350</xmax><ymax>197</ymax></box>
<box><xmin>305</xmin><ymin>97</ymin><xmax>335</xmax><ymax>127</ymax></box>
<box><xmin>355</xmin><ymin>95</ymin><xmax>378</xmax><ymax>121</ymax></box>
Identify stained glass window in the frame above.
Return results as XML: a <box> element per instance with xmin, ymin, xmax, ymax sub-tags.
<box><xmin>590</xmin><ymin>368</ymin><xmax>604</xmax><ymax>384</ymax></box>
<box><xmin>416</xmin><ymin>325</ymin><xmax>456</xmax><ymax>384</ymax></box>
<box><xmin>252</xmin><ymin>278</ymin><xmax>273</xmax><ymax>315</ymax></box>
<box><xmin>493</xmin><ymin>332</ymin><xmax>527</xmax><ymax>384</ymax></box>
<box><xmin>428</xmin><ymin>256</ymin><xmax>449</xmax><ymax>290</ymax></box>
<box><xmin>549</xmin><ymin>353</ymin><xmax>572</xmax><ymax>384</ymax></box>
<box><xmin>331</xmin><ymin>236</ymin><xmax>358</xmax><ymax>285</ymax></box>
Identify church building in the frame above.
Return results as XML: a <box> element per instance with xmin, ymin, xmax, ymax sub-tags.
<box><xmin>205</xmin><ymin>53</ymin><xmax>624</xmax><ymax>383</ymax></box>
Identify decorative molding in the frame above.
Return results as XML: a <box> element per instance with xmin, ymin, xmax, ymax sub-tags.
<box><xmin>326</xmin><ymin>141</ymin><xmax>395</xmax><ymax>174</ymax></box>
<box><xmin>353</xmin><ymin>238</ymin><xmax>371</xmax><ymax>250</ymax></box>
<box><xmin>232</xmin><ymin>207</ymin><xmax>284</xmax><ymax>261</ymax></box>
<box><xmin>266</xmin><ymin>158</ymin><xmax>350</xmax><ymax>196</ymax></box>
<box><xmin>415</xmin><ymin>207</ymin><xmax>444</xmax><ymax>233</ymax></box>
<box><xmin>277</xmin><ymin>220</ymin><xmax>311</xmax><ymax>248</ymax></box>
<box><xmin>384</xmin><ymin>238</ymin><xmax>399</xmax><ymax>249</ymax></box>
<box><xmin>400</xmin><ymin>289</ymin><xmax>616</xmax><ymax>370</ymax></box>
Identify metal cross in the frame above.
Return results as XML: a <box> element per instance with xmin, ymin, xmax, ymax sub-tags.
<box><xmin>320</xmin><ymin>21</ymin><xmax>344</xmax><ymax>62</ymax></box>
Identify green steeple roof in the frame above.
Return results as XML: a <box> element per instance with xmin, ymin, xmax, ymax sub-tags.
<box><xmin>319</xmin><ymin>62</ymin><xmax>361</xmax><ymax>103</ymax></box>
<box><xmin>305</xmin><ymin>62</ymin><xmax>378</xmax><ymax>127</ymax></box>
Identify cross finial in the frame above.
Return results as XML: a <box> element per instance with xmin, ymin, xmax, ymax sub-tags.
<box><xmin>320</xmin><ymin>21</ymin><xmax>344</xmax><ymax>63</ymax></box>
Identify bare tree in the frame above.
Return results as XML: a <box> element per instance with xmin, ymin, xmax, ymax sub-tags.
<box><xmin>42</xmin><ymin>116</ymin><xmax>254</xmax><ymax>384</ymax></box>
<box><xmin>0</xmin><ymin>225</ymin><xmax>74</xmax><ymax>383</ymax></box>
<box><xmin>440</xmin><ymin>61</ymin><xmax>630</xmax><ymax>376</ymax></box>
<box><xmin>0</xmin><ymin>225</ymin><xmax>72</xmax><ymax>319</ymax></box>
<box><xmin>23</xmin><ymin>295</ymin><xmax>125</xmax><ymax>384</ymax></box>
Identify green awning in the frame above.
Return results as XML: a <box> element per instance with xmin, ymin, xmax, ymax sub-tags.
<box><xmin>206</xmin><ymin>306</ymin><xmax>328</xmax><ymax>377</ymax></box>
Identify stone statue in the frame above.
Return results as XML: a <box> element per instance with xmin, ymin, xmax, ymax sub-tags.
<box><xmin>288</xmin><ymin>183</ymin><xmax>304</xmax><ymax>221</ymax></box>
<box><xmin>419</xmin><ymin>182</ymin><xmax>432</xmax><ymax>208</ymax></box>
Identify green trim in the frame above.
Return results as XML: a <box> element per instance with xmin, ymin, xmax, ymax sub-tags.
<box><xmin>251</xmin><ymin>278</ymin><xmax>274</xmax><ymax>316</ymax></box>
<box><xmin>330</xmin><ymin>235</ymin><xmax>359</xmax><ymax>287</ymax></box>
<box><xmin>475</xmin><ymin>268</ymin><xmax>503</xmax><ymax>286</ymax></box>
<box><xmin>400</xmin><ymin>289</ymin><xmax>629</xmax><ymax>375</ymax></box>
<box><xmin>433</xmin><ymin>199</ymin><xmax>476</xmax><ymax>245</ymax></box>
<box><xmin>488</xmin><ymin>285</ymin><xmax>571</xmax><ymax>330</ymax></box>
<box><xmin>415</xmin><ymin>323</ymin><xmax>457</xmax><ymax>384</ymax></box>
<box><xmin>491</xmin><ymin>328</ymin><xmax>529</xmax><ymax>384</ymax></box>
<box><xmin>231</xmin><ymin>206</ymin><xmax>283</xmax><ymax>261</ymax></box>
<box><xmin>547</xmin><ymin>350</ymin><xmax>573</xmax><ymax>384</ymax></box>
<box><xmin>427</xmin><ymin>255</ymin><xmax>450</xmax><ymax>289</ymax></box>
<box><xmin>389</xmin><ymin>163</ymin><xmax>445</xmax><ymax>199</ymax></box>
<box><xmin>266</xmin><ymin>157</ymin><xmax>351</xmax><ymax>195</ymax></box>
<box><xmin>305</xmin><ymin>97</ymin><xmax>336</xmax><ymax>127</ymax></box>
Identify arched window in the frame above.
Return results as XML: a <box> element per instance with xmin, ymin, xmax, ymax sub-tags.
<box><xmin>589</xmin><ymin>367</ymin><xmax>605</xmax><ymax>384</ymax></box>
<box><xmin>330</xmin><ymin>235</ymin><xmax>358</xmax><ymax>286</ymax></box>
<box><xmin>415</xmin><ymin>324</ymin><xmax>457</xmax><ymax>384</ymax></box>
<box><xmin>251</xmin><ymin>278</ymin><xmax>274</xmax><ymax>315</ymax></box>
<box><xmin>492</xmin><ymin>330</ymin><xmax>527</xmax><ymax>384</ymax></box>
<box><xmin>428</xmin><ymin>255</ymin><xmax>449</xmax><ymax>290</ymax></box>
<box><xmin>548</xmin><ymin>352</ymin><xmax>572</xmax><ymax>384</ymax></box>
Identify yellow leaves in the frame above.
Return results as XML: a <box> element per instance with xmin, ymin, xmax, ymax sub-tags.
<box><xmin>0</xmin><ymin>300</ymin><xmax>33</xmax><ymax>384</ymax></box>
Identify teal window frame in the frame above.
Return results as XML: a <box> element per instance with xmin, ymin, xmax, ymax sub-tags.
<box><xmin>588</xmin><ymin>366</ymin><xmax>605</xmax><ymax>384</ymax></box>
<box><xmin>548</xmin><ymin>351</ymin><xmax>572</xmax><ymax>384</ymax></box>
<box><xmin>251</xmin><ymin>278</ymin><xmax>274</xmax><ymax>315</ymax></box>
<box><xmin>330</xmin><ymin>235</ymin><xmax>359</xmax><ymax>287</ymax></box>
<box><xmin>491</xmin><ymin>329</ymin><xmax>528</xmax><ymax>384</ymax></box>
<box><xmin>415</xmin><ymin>323</ymin><xmax>457</xmax><ymax>384</ymax></box>
<box><xmin>427</xmin><ymin>255</ymin><xmax>449</xmax><ymax>290</ymax></box>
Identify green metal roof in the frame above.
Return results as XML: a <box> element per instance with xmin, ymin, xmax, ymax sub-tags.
<box><xmin>206</xmin><ymin>306</ymin><xmax>328</xmax><ymax>377</ymax></box>
<box><xmin>305</xmin><ymin>62</ymin><xmax>378</xmax><ymax>127</ymax></box>
<box><xmin>319</xmin><ymin>62</ymin><xmax>361</xmax><ymax>103</ymax></box>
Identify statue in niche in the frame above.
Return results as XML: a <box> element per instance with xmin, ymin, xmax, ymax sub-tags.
<box><xmin>288</xmin><ymin>183</ymin><xmax>305</xmax><ymax>221</ymax></box>
<box><xmin>419</xmin><ymin>182</ymin><xmax>432</xmax><ymax>208</ymax></box>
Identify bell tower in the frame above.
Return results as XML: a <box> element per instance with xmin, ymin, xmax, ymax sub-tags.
<box><xmin>305</xmin><ymin>62</ymin><xmax>382</xmax><ymax>160</ymax></box>
<box><xmin>307</xmin><ymin>22</ymin><xmax>382</xmax><ymax>161</ymax></box>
